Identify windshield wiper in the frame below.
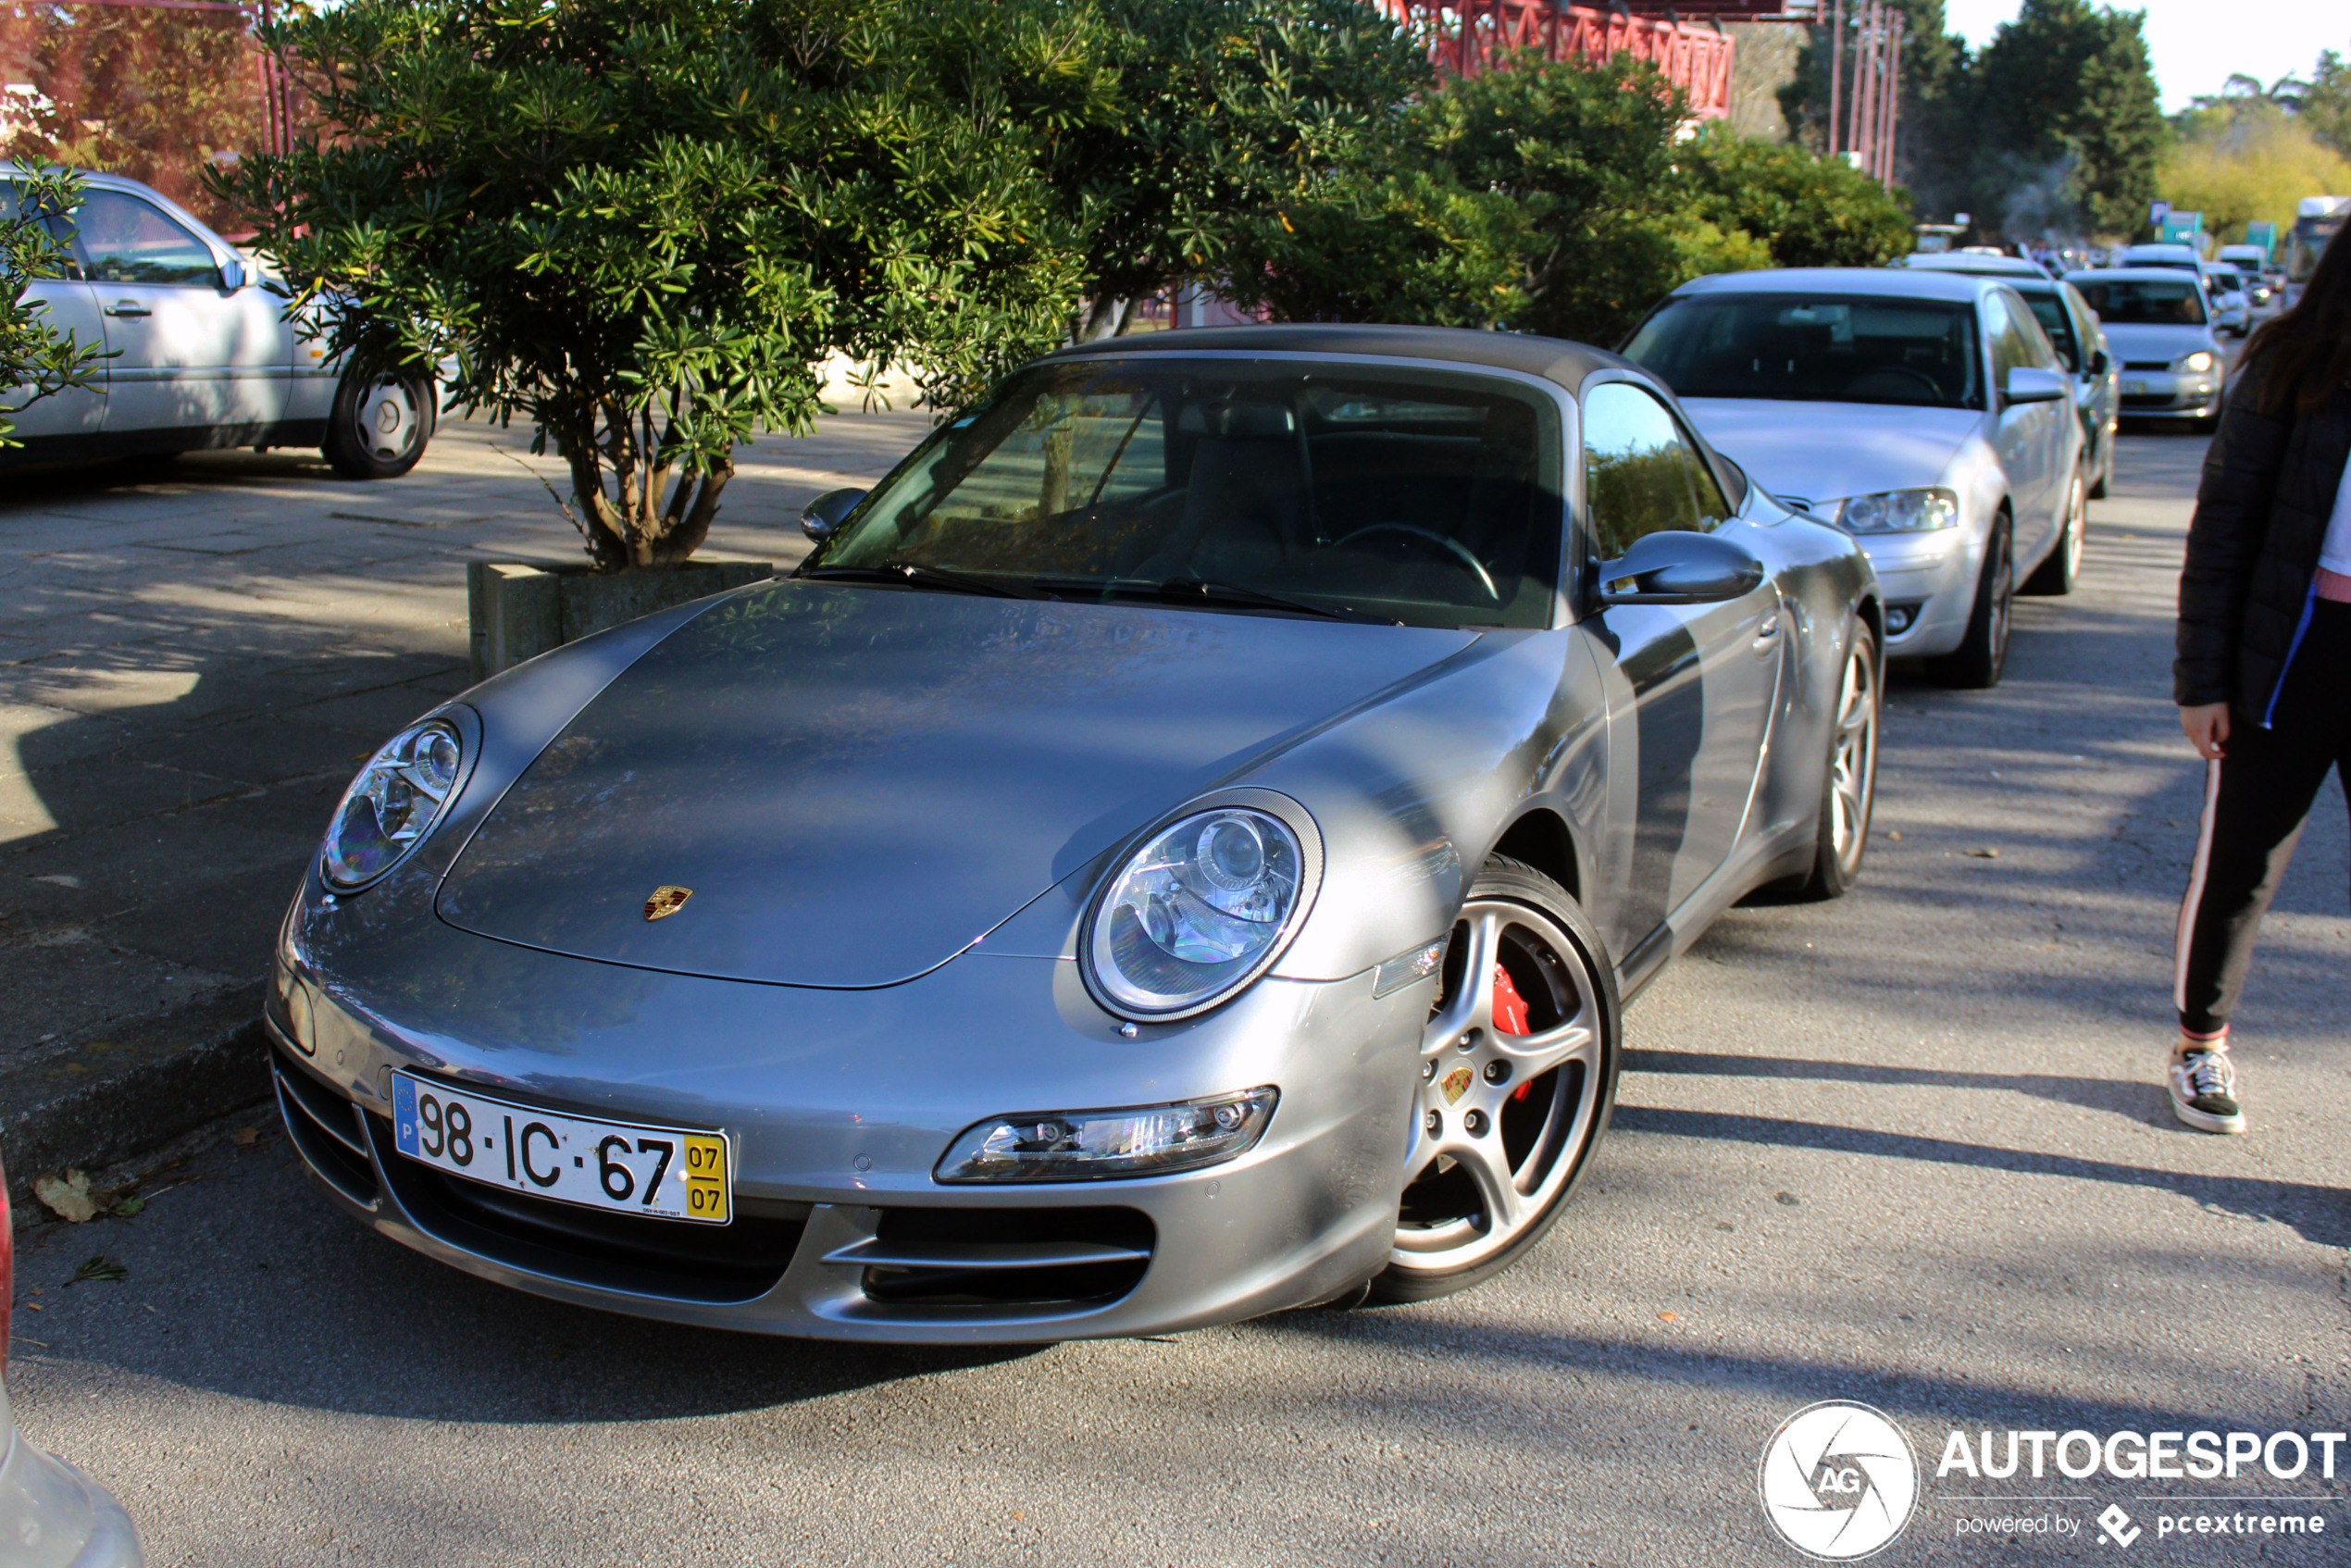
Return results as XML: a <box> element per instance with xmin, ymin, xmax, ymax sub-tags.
<box><xmin>799</xmin><ymin>561</ymin><xmax>1055</xmax><ymax>601</ymax></box>
<box><xmin>1093</xmin><ymin>576</ymin><xmax>1385</xmax><ymax>624</ymax></box>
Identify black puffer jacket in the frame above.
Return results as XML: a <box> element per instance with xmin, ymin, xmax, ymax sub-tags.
<box><xmin>2175</xmin><ymin>355</ymin><xmax>2351</xmax><ymax>719</ymax></box>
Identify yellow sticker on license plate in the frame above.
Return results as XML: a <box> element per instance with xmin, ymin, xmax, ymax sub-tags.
<box><xmin>392</xmin><ymin>1073</ymin><xmax>731</xmax><ymax>1225</ymax></box>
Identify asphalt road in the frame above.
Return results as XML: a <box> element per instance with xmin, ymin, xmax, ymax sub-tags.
<box><xmin>8</xmin><ymin>428</ymin><xmax>2345</xmax><ymax>1567</ymax></box>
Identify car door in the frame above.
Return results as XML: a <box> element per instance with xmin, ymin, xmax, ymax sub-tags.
<box><xmin>64</xmin><ymin>186</ymin><xmax>292</xmax><ymax>440</ymax></box>
<box><xmin>1</xmin><ymin>184</ymin><xmax>106</xmax><ymax>443</ymax></box>
<box><xmin>1986</xmin><ymin>292</ymin><xmax>2062</xmax><ymax>560</ymax></box>
<box><xmin>1579</xmin><ymin>378</ymin><xmax>1781</xmax><ymax>962</ymax></box>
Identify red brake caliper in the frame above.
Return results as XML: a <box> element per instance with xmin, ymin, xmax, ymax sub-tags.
<box><xmin>1491</xmin><ymin>962</ymin><xmax>1536</xmax><ymax>1101</ymax></box>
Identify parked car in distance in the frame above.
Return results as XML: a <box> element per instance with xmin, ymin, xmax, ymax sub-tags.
<box><xmin>2</xmin><ymin>165</ymin><xmax>435</xmax><ymax>478</ymax></box>
<box><xmin>1623</xmin><ymin>268</ymin><xmax>2085</xmax><ymax>689</ymax></box>
<box><xmin>2066</xmin><ymin>268</ymin><xmax>2229</xmax><ymax>431</ymax></box>
<box><xmin>0</xmin><ymin>1149</ymin><xmax>147</xmax><ymax>1567</ymax></box>
<box><xmin>1896</xmin><ymin>253</ymin><xmax>2119</xmax><ymax>499</ymax></box>
<box><xmin>267</xmin><ymin>324</ymin><xmax>1885</xmax><ymax>1338</ymax></box>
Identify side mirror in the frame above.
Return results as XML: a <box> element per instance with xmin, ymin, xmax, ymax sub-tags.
<box><xmin>799</xmin><ymin>487</ymin><xmax>867</xmax><ymax>544</ymax></box>
<box><xmin>218</xmin><ymin>255</ymin><xmax>249</xmax><ymax>291</ymax></box>
<box><xmin>1597</xmin><ymin>530</ymin><xmax>1765</xmax><ymax>606</ymax></box>
<box><xmin>2003</xmin><ymin>367</ymin><xmax>2067</xmax><ymax>405</ymax></box>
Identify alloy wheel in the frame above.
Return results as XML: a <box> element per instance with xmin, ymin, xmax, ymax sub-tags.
<box><xmin>2064</xmin><ymin>473</ymin><xmax>2087</xmax><ymax>582</ymax></box>
<box><xmin>1391</xmin><ymin>898</ymin><xmax>1609</xmax><ymax>1275</ymax></box>
<box><xmin>1827</xmin><ymin>634</ymin><xmax>1879</xmax><ymax>876</ymax></box>
<box><xmin>1987</xmin><ymin>531</ymin><xmax>2013</xmax><ymax>676</ymax></box>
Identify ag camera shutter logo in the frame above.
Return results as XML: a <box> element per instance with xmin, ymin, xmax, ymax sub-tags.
<box><xmin>1760</xmin><ymin>1400</ymin><xmax>1920</xmax><ymax>1560</ymax></box>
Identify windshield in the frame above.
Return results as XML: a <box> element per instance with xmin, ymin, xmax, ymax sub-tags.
<box><xmin>2073</xmin><ymin>279</ymin><xmax>2208</xmax><ymax>325</ymax></box>
<box><xmin>2015</xmin><ymin>289</ymin><xmax>2081</xmax><ymax>371</ymax></box>
<box><xmin>806</xmin><ymin>359</ymin><xmax>1563</xmax><ymax>629</ymax></box>
<box><xmin>1623</xmin><ymin>293</ymin><xmax>1983</xmax><ymax>409</ymax></box>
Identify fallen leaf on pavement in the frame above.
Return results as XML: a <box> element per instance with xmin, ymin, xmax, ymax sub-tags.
<box><xmin>1658</xmin><ymin>1311</ymin><xmax>1678</xmax><ymax>1323</ymax></box>
<box><xmin>32</xmin><ymin>1170</ymin><xmax>98</xmax><ymax>1224</ymax></box>
<box><xmin>1965</xmin><ymin>847</ymin><xmax>2001</xmax><ymax>859</ymax></box>
<box><xmin>68</xmin><ymin>1254</ymin><xmax>128</xmax><ymax>1285</ymax></box>
<box><xmin>230</xmin><ymin>1126</ymin><xmax>261</xmax><ymax>1149</ymax></box>
<box><xmin>111</xmin><ymin>1196</ymin><xmax>146</xmax><ymax>1217</ymax></box>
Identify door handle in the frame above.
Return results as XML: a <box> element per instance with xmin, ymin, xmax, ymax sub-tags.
<box><xmin>104</xmin><ymin>301</ymin><xmax>151</xmax><ymax>318</ymax></box>
<box><xmin>1752</xmin><ymin>615</ymin><xmax>1785</xmax><ymax>655</ymax></box>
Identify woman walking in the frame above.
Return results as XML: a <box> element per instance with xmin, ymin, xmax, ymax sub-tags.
<box><xmin>2171</xmin><ymin>230</ymin><xmax>2351</xmax><ymax>1134</ymax></box>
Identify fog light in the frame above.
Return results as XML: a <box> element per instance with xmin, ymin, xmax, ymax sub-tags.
<box><xmin>936</xmin><ymin>1087</ymin><xmax>1278</xmax><ymax>1183</ymax></box>
<box><xmin>1885</xmin><ymin>604</ymin><xmax>1918</xmax><ymax>635</ymax></box>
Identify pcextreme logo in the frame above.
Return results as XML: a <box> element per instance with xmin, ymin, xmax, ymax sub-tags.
<box><xmin>1760</xmin><ymin>1400</ymin><xmax>1922</xmax><ymax>1561</ymax></box>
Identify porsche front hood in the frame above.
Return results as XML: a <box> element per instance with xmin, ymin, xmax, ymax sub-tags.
<box><xmin>436</xmin><ymin>581</ymin><xmax>1478</xmax><ymax>987</ymax></box>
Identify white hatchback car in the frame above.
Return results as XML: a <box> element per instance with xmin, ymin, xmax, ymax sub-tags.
<box><xmin>4</xmin><ymin>165</ymin><xmax>435</xmax><ymax>477</ymax></box>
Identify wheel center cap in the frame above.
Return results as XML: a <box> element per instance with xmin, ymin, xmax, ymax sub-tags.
<box><xmin>1439</xmin><ymin>1064</ymin><xmax>1474</xmax><ymax>1105</ymax></box>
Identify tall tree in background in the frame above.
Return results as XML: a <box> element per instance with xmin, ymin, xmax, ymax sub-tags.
<box><xmin>1053</xmin><ymin>0</ymin><xmax>1430</xmax><ymax>337</ymax></box>
<box><xmin>1967</xmin><ymin>0</ymin><xmax>2164</xmax><ymax>240</ymax></box>
<box><xmin>2306</xmin><ymin>50</ymin><xmax>2351</xmax><ymax>160</ymax></box>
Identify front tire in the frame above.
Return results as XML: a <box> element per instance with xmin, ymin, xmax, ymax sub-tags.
<box><xmin>323</xmin><ymin>370</ymin><xmax>435</xmax><ymax>479</ymax></box>
<box><xmin>1371</xmin><ymin>858</ymin><xmax>1621</xmax><ymax>1304</ymax></box>
<box><xmin>2022</xmin><ymin>467</ymin><xmax>2085</xmax><ymax>596</ymax></box>
<box><xmin>1786</xmin><ymin>622</ymin><xmax>1880</xmax><ymax>901</ymax></box>
<box><xmin>1928</xmin><ymin>515</ymin><xmax>2012</xmax><ymax>689</ymax></box>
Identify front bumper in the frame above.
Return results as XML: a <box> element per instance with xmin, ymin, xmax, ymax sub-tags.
<box><xmin>268</xmin><ymin>916</ymin><xmax>1423</xmax><ymax>1343</ymax></box>
<box><xmin>2117</xmin><ymin>369</ymin><xmax>2220</xmax><ymax>419</ymax></box>
<box><xmin>1849</xmin><ymin>528</ymin><xmax>1977</xmax><ymax>659</ymax></box>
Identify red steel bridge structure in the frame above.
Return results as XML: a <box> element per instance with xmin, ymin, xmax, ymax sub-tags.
<box><xmin>1376</xmin><ymin>0</ymin><xmax>1814</xmax><ymax>121</ymax></box>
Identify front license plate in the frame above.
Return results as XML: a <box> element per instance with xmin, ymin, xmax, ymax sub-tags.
<box><xmin>391</xmin><ymin>1073</ymin><xmax>730</xmax><ymax>1224</ymax></box>
<box><xmin>2121</xmin><ymin>380</ymin><xmax>2146</xmax><ymax>395</ymax></box>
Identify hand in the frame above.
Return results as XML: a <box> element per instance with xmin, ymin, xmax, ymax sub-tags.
<box><xmin>2181</xmin><ymin>702</ymin><xmax>2231</xmax><ymax>761</ymax></box>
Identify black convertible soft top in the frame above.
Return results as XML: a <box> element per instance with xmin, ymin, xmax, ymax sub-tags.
<box><xmin>1042</xmin><ymin>323</ymin><xmax>1638</xmax><ymax>397</ymax></box>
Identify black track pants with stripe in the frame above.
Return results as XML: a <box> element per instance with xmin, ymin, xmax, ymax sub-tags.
<box><xmin>2175</xmin><ymin>600</ymin><xmax>2351</xmax><ymax>1037</ymax></box>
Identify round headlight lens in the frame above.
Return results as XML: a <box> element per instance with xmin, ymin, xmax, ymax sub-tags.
<box><xmin>321</xmin><ymin>719</ymin><xmax>465</xmax><ymax>890</ymax></box>
<box><xmin>1087</xmin><ymin>806</ymin><xmax>1309</xmax><ymax>1017</ymax></box>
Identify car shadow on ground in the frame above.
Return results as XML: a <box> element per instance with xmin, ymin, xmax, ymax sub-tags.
<box><xmin>7</xmin><ymin>1132</ymin><xmax>1047</xmax><ymax>1425</ymax></box>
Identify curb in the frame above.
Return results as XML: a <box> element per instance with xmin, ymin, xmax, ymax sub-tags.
<box><xmin>2</xmin><ymin>983</ymin><xmax>271</xmax><ymax>1208</ymax></box>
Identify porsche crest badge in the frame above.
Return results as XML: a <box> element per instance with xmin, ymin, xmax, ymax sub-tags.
<box><xmin>1440</xmin><ymin>1065</ymin><xmax>1474</xmax><ymax>1105</ymax></box>
<box><xmin>643</xmin><ymin>885</ymin><xmax>693</xmax><ymax>921</ymax></box>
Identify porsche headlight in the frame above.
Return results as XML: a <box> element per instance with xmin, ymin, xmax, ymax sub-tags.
<box><xmin>1085</xmin><ymin>805</ymin><xmax>1313</xmax><ymax>1018</ymax></box>
<box><xmin>320</xmin><ymin>719</ymin><xmax>463</xmax><ymax>890</ymax></box>
<box><xmin>1836</xmin><ymin>487</ymin><xmax>1961</xmax><ymax>534</ymax></box>
<box><xmin>2171</xmin><ymin>350</ymin><xmax>2217</xmax><ymax>375</ymax></box>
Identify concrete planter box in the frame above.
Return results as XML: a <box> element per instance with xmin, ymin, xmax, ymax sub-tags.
<box><xmin>466</xmin><ymin>558</ymin><xmax>774</xmax><ymax>681</ymax></box>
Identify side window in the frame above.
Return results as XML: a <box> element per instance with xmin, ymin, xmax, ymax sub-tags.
<box><xmin>1987</xmin><ymin>296</ymin><xmax>2041</xmax><ymax>385</ymax></box>
<box><xmin>1583</xmin><ymin>381</ymin><xmax>1714</xmax><ymax>560</ymax></box>
<box><xmin>2020</xmin><ymin>292</ymin><xmax>2080</xmax><ymax>373</ymax></box>
<box><xmin>68</xmin><ymin>191</ymin><xmax>220</xmax><ymax>287</ymax></box>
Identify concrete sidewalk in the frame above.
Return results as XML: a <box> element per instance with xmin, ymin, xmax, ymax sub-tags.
<box><xmin>0</xmin><ymin>411</ymin><xmax>930</xmax><ymax>1196</ymax></box>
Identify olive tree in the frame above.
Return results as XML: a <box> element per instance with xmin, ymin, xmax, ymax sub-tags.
<box><xmin>217</xmin><ymin>0</ymin><xmax>1116</xmax><ymax>570</ymax></box>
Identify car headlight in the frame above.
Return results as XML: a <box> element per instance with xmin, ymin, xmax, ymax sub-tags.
<box><xmin>1084</xmin><ymin>803</ymin><xmax>1317</xmax><ymax>1019</ymax></box>
<box><xmin>2171</xmin><ymin>351</ymin><xmax>2217</xmax><ymax>374</ymax></box>
<box><xmin>1835</xmin><ymin>487</ymin><xmax>1961</xmax><ymax>534</ymax></box>
<box><xmin>320</xmin><ymin>718</ymin><xmax>463</xmax><ymax>890</ymax></box>
<box><xmin>936</xmin><ymin>1088</ymin><xmax>1279</xmax><ymax>1183</ymax></box>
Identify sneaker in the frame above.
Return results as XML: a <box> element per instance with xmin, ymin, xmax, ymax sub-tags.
<box><xmin>2168</xmin><ymin>1045</ymin><xmax>2245</xmax><ymax>1135</ymax></box>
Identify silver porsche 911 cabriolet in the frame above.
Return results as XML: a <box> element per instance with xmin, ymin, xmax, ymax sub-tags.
<box><xmin>267</xmin><ymin>325</ymin><xmax>1882</xmax><ymax>1341</ymax></box>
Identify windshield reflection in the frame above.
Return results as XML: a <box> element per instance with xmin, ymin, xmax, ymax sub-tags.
<box><xmin>802</xmin><ymin>359</ymin><xmax>1563</xmax><ymax>630</ymax></box>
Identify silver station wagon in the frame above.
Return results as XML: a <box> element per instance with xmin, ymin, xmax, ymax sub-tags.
<box><xmin>268</xmin><ymin>326</ymin><xmax>1883</xmax><ymax>1340</ymax></box>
